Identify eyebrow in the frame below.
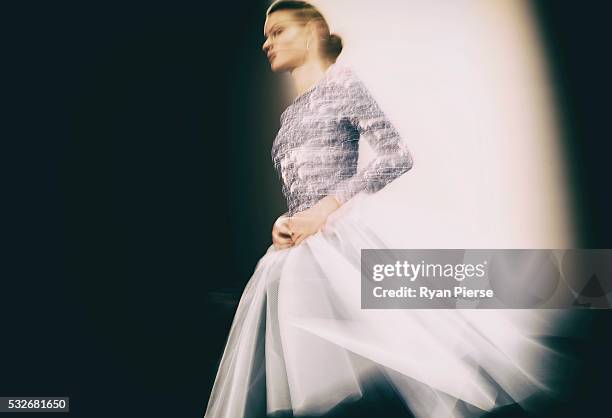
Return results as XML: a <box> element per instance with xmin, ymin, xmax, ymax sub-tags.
<box><xmin>264</xmin><ymin>23</ymin><xmax>281</xmax><ymax>38</ymax></box>
<box><xmin>264</xmin><ymin>20</ymin><xmax>301</xmax><ymax>37</ymax></box>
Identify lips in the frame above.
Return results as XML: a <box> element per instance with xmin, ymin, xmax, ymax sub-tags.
<box><xmin>268</xmin><ymin>52</ymin><xmax>276</xmax><ymax>61</ymax></box>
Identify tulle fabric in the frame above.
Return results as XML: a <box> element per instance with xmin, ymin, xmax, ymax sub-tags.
<box><xmin>204</xmin><ymin>193</ymin><xmax>571</xmax><ymax>418</ymax></box>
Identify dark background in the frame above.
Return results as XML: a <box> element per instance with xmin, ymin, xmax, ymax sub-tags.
<box><xmin>3</xmin><ymin>1</ymin><xmax>611</xmax><ymax>417</ymax></box>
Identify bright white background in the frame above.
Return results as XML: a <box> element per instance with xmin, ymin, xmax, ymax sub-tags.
<box><xmin>302</xmin><ymin>0</ymin><xmax>574</xmax><ymax>248</ymax></box>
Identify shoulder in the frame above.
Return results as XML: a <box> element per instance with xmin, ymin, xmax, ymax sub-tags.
<box><xmin>317</xmin><ymin>64</ymin><xmax>371</xmax><ymax>105</ymax></box>
<box><xmin>319</xmin><ymin>64</ymin><xmax>379</xmax><ymax>116</ymax></box>
<box><xmin>324</xmin><ymin>64</ymin><xmax>365</xmax><ymax>92</ymax></box>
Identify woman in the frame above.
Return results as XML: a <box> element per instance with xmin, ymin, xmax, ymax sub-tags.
<box><xmin>264</xmin><ymin>4</ymin><xmax>412</xmax><ymax>251</ymax></box>
<box><xmin>204</xmin><ymin>2</ymin><xmax>562</xmax><ymax>417</ymax></box>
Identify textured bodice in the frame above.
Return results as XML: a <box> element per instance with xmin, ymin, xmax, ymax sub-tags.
<box><xmin>271</xmin><ymin>64</ymin><xmax>413</xmax><ymax>215</ymax></box>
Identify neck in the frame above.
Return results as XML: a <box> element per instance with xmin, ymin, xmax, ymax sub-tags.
<box><xmin>290</xmin><ymin>59</ymin><xmax>334</xmax><ymax>96</ymax></box>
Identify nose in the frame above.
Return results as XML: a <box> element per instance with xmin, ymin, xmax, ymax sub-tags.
<box><xmin>262</xmin><ymin>38</ymin><xmax>271</xmax><ymax>54</ymax></box>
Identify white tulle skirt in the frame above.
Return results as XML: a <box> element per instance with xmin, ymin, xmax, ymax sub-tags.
<box><xmin>204</xmin><ymin>193</ymin><xmax>572</xmax><ymax>418</ymax></box>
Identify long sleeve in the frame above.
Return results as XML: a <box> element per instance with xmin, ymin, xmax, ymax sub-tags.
<box><xmin>330</xmin><ymin>73</ymin><xmax>413</xmax><ymax>204</ymax></box>
<box><xmin>271</xmin><ymin>64</ymin><xmax>413</xmax><ymax>215</ymax></box>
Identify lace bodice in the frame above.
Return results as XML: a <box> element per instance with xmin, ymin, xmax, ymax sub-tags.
<box><xmin>271</xmin><ymin>64</ymin><xmax>413</xmax><ymax>215</ymax></box>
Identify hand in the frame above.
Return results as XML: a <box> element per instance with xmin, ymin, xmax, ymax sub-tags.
<box><xmin>288</xmin><ymin>196</ymin><xmax>340</xmax><ymax>246</ymax></box>
<box><xmin>272</xmin><ymin>214</ymin><xmax>294</xmax><ymax>250</ymax></box>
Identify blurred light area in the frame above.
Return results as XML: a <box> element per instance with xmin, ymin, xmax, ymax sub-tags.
<box><xmin>306</xmin><ymin>0</ymin><xmax>574</xmax><ymax>248</ymax></box>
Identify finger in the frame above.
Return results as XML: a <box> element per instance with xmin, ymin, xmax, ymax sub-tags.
<box><xmin>273</xmin><ymin>228</ymin><xmax>292</xmax><ymax>239</ymax></box>
<box><xmin>273</xmin><ymin>238</ymin><xmax>293</xmax><ymax>249</ymax></box>
<box><xmin>272</xmin><ymin>221</ymin><xmax>291</xmax><ymax>237</ymax></box>
<box><xmin>278</xmin><ymin>224</ymin><xmax>293</xmax><ymax>236</ymax></box>
<box><xmin>273</xmin><ymin>229</ymin><xmax>294</xmax><ymax>241</ymax></box>
<box><xmin>285</xmin><ymin>219</ymin><xmax>294</xmax><ymax>235</ymax></box>
<box><xmin>293</xmin><ymin>234</ymin><xmax>308</xmax><ymax>246</ymax></box>
<box><xmin>276</xmin><ymin>218</ymin><xmax>293</xmax><ymax>234</ymax></box>
<box><xmin>273</xmin><ymin>230</ymin><xmax>292</xmax><ymax>241</ymax></box>
<box><xmin>276</xmin><ymin>223</ymin><xmax>293</xmax><ymax>237</ymax></box>
<box><xmin>275</xmin><ymin>241</ymin><xmax>294</xmax><ymax>250</ymax></box>
<box><xmin>273</xmin><ymin>235</ymin><xmax>294</xmax><ymax>246</ymax></box>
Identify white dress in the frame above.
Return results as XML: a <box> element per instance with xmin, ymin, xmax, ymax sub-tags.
<box><xmin>204</xmin><ymin>64</ymin><xmax>570</xmax><ymax>418</ymax></box>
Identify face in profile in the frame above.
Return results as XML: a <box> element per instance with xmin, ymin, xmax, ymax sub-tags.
<box><xmin>263</xmin><ymin>10</ymin><xmax>308</xmax><ymax>72</ymax></box>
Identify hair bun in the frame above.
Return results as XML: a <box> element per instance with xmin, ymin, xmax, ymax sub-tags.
<box><xmin>326</xmin><ymin>33</ymin><xmax>343</xmax><ymax>61</ymax></box>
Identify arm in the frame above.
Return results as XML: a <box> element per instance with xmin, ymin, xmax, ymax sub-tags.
<box><xmin>289</xmin><ymin>69</ymin><xmax>413</xmax><ymax>246</ymax></box>
<box><xmin>331</xmin><ymin>75</ymin><xmax>413</xmax><ymax>204</ymax></box>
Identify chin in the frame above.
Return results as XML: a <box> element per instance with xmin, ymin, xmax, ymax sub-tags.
<box><xmin>270</xmin><ymin>62</ymin><xmax>284</xmax><ymax>73</ymax></box>
<box><xmin>270</xmin><ymin>59</ymin><xmax>292</xmax><ymax>73</ymax></box>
